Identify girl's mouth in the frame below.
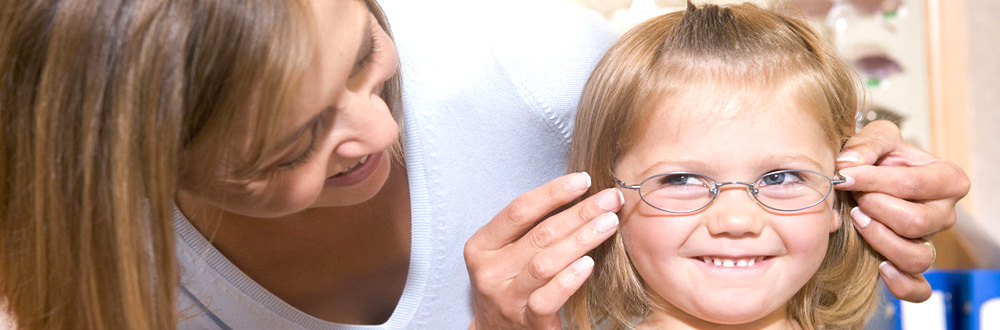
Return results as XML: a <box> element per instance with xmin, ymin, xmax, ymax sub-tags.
<box><xmin>697</xmin><ymin>256</ymin><xmax>770</xmax><ymax>268</ymax></box>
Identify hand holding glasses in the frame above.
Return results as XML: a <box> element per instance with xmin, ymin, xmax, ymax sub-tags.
<box><xmin>613</xmin><ymin>169</ymin><xmax>845</xmax><ymax>214</ymax></box>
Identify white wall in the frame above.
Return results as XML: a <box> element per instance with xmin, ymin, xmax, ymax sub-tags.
<box><xmin>964</xmin><ymin>0</ymin><xmax>1000</xmax><ymax>266</ymax></box>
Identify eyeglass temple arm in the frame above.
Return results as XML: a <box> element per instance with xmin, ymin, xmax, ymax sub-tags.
<box><xmin>831</xmin><ymin>174</ymin><xmax>847</xmax><ymax>185</ymax></box>
<box><xmin>611</xmin><ymin>176</ymin><xmax>641</xmax><ymax>190</ymax></box>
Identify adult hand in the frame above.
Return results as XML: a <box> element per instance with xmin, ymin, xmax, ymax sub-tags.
<box><xmin>836</xmin><ymin>120</ymin><xmax>970</xmax><ymax>302</ymax></box>
<box><xmin>464</xmin><ymin>172</ymin><xmax>623</xmax><ymax>330</ymax></box>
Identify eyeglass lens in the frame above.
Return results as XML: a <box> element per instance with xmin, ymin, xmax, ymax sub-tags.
<box><xmin>638</xmin><ymin>170</ymin><xmax>835</xmax><ymax>213</ymax></box>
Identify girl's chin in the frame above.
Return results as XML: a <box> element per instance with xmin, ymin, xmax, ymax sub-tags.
<box><xmin>645</xmin><ymin>297</ymin><xmax>786</xmax><ymax>329</ymax></box>
<box><xmin>683</xmin><ymin>306</ymin><xmax>786</xmax><ymax>329</ymax></box>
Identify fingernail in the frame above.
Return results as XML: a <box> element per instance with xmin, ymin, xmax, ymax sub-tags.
<box><xmin>597</xmin><ymin>188</ymin><xmax>623</xmax><ymax>211</ymax></box>
<box><xmin>851</xmin><ymin>207</ymin><xmax>871</xmax><ymax>228</ymax></box>
<box><xmin>594</xmin><ymin>212</ymin><xmax>619</xmax><ymax>233</ymax></box>
<box><xmin>837</xmin><ymin>151</ymin><xmax>861</xmax><ymax>164</ymax></box>
<box><xmin>879</xmin><ymin>261</ymin><xmax>901</xmax><ymax>281</ymax></box>
<box><xmin>572</xmin><ymin>256</ymin><xmax>595</xmax><ymax>275</ymax></box>
<box><xmin>838</xmin><ymin>172</ymin><xmax>855</xmax><ymax>188</ymax></box>
<box><xmin>565</xmin><ymin>172</ymin><xmax>592</xmax><ymax>192</ymax></box>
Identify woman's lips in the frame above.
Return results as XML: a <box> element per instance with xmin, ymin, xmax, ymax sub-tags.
<box><xmin>324</xmin><ymin>151</ymin><xmax>383</xmax><ymax>187</ymax></box>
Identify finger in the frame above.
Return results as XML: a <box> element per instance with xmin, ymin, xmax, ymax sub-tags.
<box><xmin>836</xmin><ymin>120</ymin><xmax>902</xmax><ymax>167</ymax></box>
<box><xmin>525</xmin><ymin>256</ymin><xmax>594</xmax><ymax>330</ymax></box>
<box><xmin>850</xmin><ymin>207</ymin><xmax>934</xmax><ymax>274</ymax></box>
<box><xmin>869</xmin><ymin>140</ymin><xmax>942</xmax><ymax>167</ymax></box>
<box><xmin>879</xmin><ymin>261</ymin><xmax>933</xmax><ymax>302</ymax></box>
<box><xmin>514</xmin><ymin>188</ymin><xmax>623</xmax><ymax>254</ymax></box>
<box><xmin>852</xmin><ymin>192</ymin><xmax>956</xmax><ymax>239</ymax></box>
<box><xmin>836</xmin><ymin>162</ymin><xmax>969</xmax><ymax>201</ymax></box>
<box><xmin>514</xmin><ymin>212</ymin><xmax>618</xmax><ymax>295</ymax></box>
<box><xmin>842</xmin><ymin>135</ymin><xmax>942</xmax><ymax>168</ymax></box>
<box><xmin>467</xmin><ymin>172</ymin><xmax>592</xmax><ymax>251</ymax></box>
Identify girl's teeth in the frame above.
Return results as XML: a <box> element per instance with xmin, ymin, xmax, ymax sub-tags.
<box><xmin>700</xmin><ymin>256</ymin><xmax>764</xmax><ymax>268</ymax></box>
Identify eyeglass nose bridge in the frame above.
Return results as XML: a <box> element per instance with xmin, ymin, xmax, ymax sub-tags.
<box><xmin>708</xmin><ymin>181</ymin><xmax>762</xmax><ymax>206</ymax></box>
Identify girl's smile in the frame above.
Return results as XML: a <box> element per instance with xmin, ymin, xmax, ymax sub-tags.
<box><xmin>695</xmin><ymin>256</ymin><xmax>769</xmax><ymax>268</ymax></box>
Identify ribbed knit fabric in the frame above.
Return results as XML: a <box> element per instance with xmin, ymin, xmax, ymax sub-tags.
<box><xmin>174</xmin><ymin>0</ymin><xmax>616</xmax><ymax>328</ymax></box>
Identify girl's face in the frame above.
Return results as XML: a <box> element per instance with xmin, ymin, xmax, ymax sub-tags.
<box><xmin>179</xmin><ymin>0</ymin><xmax>400</xmax><ymax>218</ymax></box>
<box><xmin>614</xmin><ymin>87</ymin><xmax>841</xmax><ymax>329</ymax></box>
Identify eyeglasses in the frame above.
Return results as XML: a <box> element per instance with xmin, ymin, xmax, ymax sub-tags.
<box><xmin>613</xmin><ymin>169</ymin><xmax>845</xmax><ymax>214</ymax></box>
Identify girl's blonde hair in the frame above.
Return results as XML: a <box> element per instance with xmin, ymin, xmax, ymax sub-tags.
<box><xmin>0</xmin><ymin>0</ymin><xmax>399</xmax><ymax>329</ymax></box>
<box><xmin>565</xmin><ymin>2</ymin><xmax>881</xmax><ymax>329</ymax></box>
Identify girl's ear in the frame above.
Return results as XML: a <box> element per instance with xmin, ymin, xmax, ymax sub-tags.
<box><xmin>830</xmin><ymin>205</ymin><xmax>844</xmax><ymax>233</ymax></box>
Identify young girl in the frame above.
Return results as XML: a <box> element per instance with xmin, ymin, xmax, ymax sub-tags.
<box><xmin>566</xmin><ymin>2</ymin><xmax>881</xmax><ymax>329</ymax></box>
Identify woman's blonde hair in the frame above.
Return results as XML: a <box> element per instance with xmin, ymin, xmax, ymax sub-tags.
<box><xmin>565</xmin><ymin>2</ymin><xmax>881</xmax><ymax>329</ymax></box>
<box><xmin>0</xmin><ymin>0</ymin><xmax>399</xmax><ymax>329</ymax></box>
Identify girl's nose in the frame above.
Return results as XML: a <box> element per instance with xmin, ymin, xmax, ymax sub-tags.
<box><xmin>704</xmin><ymin>186</ymin><xmax>766</xmax><ymax>237</ymax></box>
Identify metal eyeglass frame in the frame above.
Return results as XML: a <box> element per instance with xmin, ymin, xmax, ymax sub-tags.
<box><xmin>612</xmin><ymin>169</ymin><xmax>846</xmax><ymax>214</ymax></box>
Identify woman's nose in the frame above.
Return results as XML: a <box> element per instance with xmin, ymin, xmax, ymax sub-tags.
<box><xmin>328</xmin><ymin>91</ymin><xmax>399</xmax><ymax>159</ymax></box>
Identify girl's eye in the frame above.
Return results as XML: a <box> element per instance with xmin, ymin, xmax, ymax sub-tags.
<box><xmin>759</xmin><ymin>172</ymin><xmax>804</xmax><ymax>186</ymax></box>
<box><xmin>660</xmin><ymin>174</ymin><xmax>703</xmax><ymax>186</ymax></box>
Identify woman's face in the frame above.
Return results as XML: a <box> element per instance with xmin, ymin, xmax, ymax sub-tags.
<box><xmin>614</xmin><ymin>87</ymin><xmax>841</xmax><ymax>328</ymax></box>
<box><xmin>180</xmin><ymin>0</ymin><xmax>400</xmax><ymax>218</ymax></box>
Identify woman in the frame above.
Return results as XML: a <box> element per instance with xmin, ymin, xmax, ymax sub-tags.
<box><xmin>0</xmin><ymin>0</ymin><xmax>968</xmax><ymax>329</ymax></box>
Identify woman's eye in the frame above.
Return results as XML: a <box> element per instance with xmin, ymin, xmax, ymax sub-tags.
<box><xmin>353</xmin><ymin>46</ymin><xmax>374</xmax><ymax>73</ymax></box>
<box><xmin>352</xmin><ymin>23</ymin><xmax>381</xmax><ymax>75</ymax></box>
<box><xmin>279</xmin><ymin>141</ymin><xmax>316</xmax><ymax>168</ymax></box>
<box><xmin>275</xmin><ymin>116</ymin><xmax>325</xmax><ymax>169</ymax></box>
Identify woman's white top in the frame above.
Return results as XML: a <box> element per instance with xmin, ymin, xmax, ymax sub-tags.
<box><xmin>174</xmin><ymin>0</ymin><xmax>617</xmax><ymax>328</ymax></box>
